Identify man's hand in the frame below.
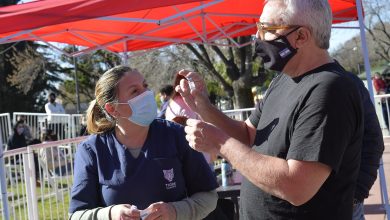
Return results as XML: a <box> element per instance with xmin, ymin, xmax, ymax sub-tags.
<box><xmin>184</xmin><ymin>118</ymin><xmax>229</xmax><ymax>155</ymax></box>
<box><xmin>110</xmin><ymin>204</ymin><xmax>140</xmax><ymax>220</ymax></box>
<box><xmin>143</xmin><ymin>202</ymin><xmax>176</xmax><ymax>220</ymax></box>
<box><xmin>175</xmin><ymin>70</ymin><xmax>211</xmax><ymax>114</ymax></box>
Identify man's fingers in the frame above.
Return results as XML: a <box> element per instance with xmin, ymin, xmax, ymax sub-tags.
<box><xmin>179</xmin><ymin>78</ymin><xmax>190</xmax><ymax>94</ymax></box>
<box><xmin>178</xmin><ymin>69</ymin><xmax>191</xmax><ymax>78</ymax></box>
<box><xmin>123</xmin><ymin>205</ymin><xmax>140</xmax><ymax>217</ymax></box>
<box><xmin>186</xmin><ymin>118</ymin><xmax>200</xmax><ymax>127</ymax></box>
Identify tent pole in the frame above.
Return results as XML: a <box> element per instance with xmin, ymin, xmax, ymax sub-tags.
<box><xmin>122</xmin><ymin>42</ymin><xmax>129</xmax><ymax>65</ymax></box>
<box><xmin>356</xmin><ymin>0</ymin><xmax>374</xmax><ymax>102</ymax></box>
<box><xmin>73</xmin><ymin>46</ymin><xmax>81</xmax><ymax>114</ymax></box>
<box><xmin>0</xmin><ymin>128</ymin><xmax>10</xmax><ymax>220</ymax></box>
<box><xmin>357</xmin><ymin>0</ymin><xmax>390</xmax><ymax>218</ymax></box>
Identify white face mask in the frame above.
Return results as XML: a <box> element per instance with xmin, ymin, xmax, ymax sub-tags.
<box><xmin>160</xmin><ymin>96</ymin><xmax>165</xmax><ymax>104</ymax></box>
<box><xmin>119</xmin><ymin>90</ymin><xmax>157</xmax><ymax>127</ymax></box>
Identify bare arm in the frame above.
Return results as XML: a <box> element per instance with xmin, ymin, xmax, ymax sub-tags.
<box><xmin>198</xmin><ymin>104</ymin><xmax>255</xmax><ymax>146</ymax></box>
<box><xmin>185</xmin><ymin>120</ymin><xmax>331</xmax><ymax>206</ymax></box>
<box><xmin>220</xmin><ymin>136</ymin><xmax>331</xmax><ymax>206</ymax></box>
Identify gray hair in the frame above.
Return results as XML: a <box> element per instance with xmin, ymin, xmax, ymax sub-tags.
<box><xmin>266</xmin><ymin>0</ymin><xmax>332</xmax><ymax>49</ymax></box>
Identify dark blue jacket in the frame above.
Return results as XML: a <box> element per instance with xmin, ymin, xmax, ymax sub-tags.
<box><xmin>336</xmin><ymin>61</ymin><xmax>384</xmax><ymax>201</ymax></box>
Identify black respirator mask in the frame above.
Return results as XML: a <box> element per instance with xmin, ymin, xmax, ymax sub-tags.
<box><xmin>253</xmin><ymin>27</ymin><xmax>300</xmax><ymax>72</ymax></box>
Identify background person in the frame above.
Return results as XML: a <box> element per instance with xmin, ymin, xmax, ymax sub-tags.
<box><xmin>373</xmin><ymin>72</ymin><xmax>390</xmax><ymax>129</ymax></box>
<box><xmin>7</xmin><ymin>120</ymin><xmax>27</xmax><ymax>151</ymax></box>
<box><xmin>45</xmin><ymin>92</ymin><xmax>66</xmax><ymax>114</ymax></box>
<box><xmin>373</xmin><ymin>72</ymin><xmax>387</xmax><ymax>95</ymax></box>
<box><xmin>69</xmin><ymin>66</ymin><xmax>218</xmax><ymax>220</ymax></box>
<box><xmin>16</xmin><ymin>115</ymin><xmax>33</xmax><ymax>143</ymax></box>
<box><xmin>166</xmin><ymin>72</ymin><xmax>216</xmax><ymax>171</ymax></box>
<box><xmin>331</xmin><ymin>62</ymin><xmax>384</xmax><ymax>220</ymax></box>
<box><xmin>166</xmin><ymin>73</ymin><xmax>200</xmax><ymax>123</ymax></box>
<box><xmin>39</xmin><ymin>129</ymin><xmax>69</xmax><ymax>176</ymax></box>
<box><xmin>45</xmin><ymin>92</ymin><xmax>66</xmax><ymax>139</ymax></box>
<box><xmin>6</xmin><ymin>120</ymin><xmax>27</xmax><ymax>165</ymax></box>
<box><xmin>157</xmin><ymin>84</ymin><xmax>174</xmax><ymax>119</ymax></box>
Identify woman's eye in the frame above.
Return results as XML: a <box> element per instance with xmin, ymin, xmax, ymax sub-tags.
<box><xmin>130</xmin><ymin>89</ymin><xmax>137</xmax><ymax>95</ymax></box>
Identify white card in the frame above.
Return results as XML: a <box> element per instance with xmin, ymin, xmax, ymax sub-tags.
<box><xmin>187</xmin><ymin>77</ymin><xmax>196</xmax><ymax>91</ymax></box>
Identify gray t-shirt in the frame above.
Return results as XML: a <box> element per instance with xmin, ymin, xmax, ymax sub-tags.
<box><xmin>243</xmin><ymin>62</ymin><xmax>364</xmax><ymax>220</ymax></box>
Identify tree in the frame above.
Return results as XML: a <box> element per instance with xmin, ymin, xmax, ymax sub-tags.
<box><xmin>57</xmin><ymin>38</ymin><xmax>273</xmax><ymax>111</ymax></box>
<box><xmin>185</xmin><ymin>36</ymin><xmax>270</xmax><ymax>109</ymax></box>
<box><xmin>331</xmin><ymin>0</ymin><xmax>390</xmax><ymax>75</ymax></box>
<box><xmin>59</xmin><ymin>48</ymin><xmax>122</xmax><ymax>112</ymax></box>
<box><xmin>364</xmin><ymin>0</ymin><xmax>390</xmax><ymax>63</ymax></box>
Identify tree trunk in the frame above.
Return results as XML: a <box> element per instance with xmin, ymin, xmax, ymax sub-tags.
<box><xmin>232</xmin><ymin>76</ymin><xmax>254</xmax><ymax>109</ymax></box>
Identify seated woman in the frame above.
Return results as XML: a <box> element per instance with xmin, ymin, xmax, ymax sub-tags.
<box><xmin>7</xmin><ymin>120</ymin><xmax>27</xmax><ymax>151</ymax></box>
<box><xmin>39</xmin><ymin>129</ymin><xmax>69</xmax><ymax>176</ymax></box>
<box><xmin>69</xmin><ymin>66</ymin><xmax>218</xmax><ymax>220</ymax></box>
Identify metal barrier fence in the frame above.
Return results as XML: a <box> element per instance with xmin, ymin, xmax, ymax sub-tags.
<box><xmin>0</xmin><ymin>114</ymin><xmax>11</xmax><ymax>151</ymax></box>
<box><xmin>375</xmin><ymin>94</ymin><xmax>390</xmax><ymax>136</ymax></box>
<box><xmin>0</xmin><ymin>136</ymin><xmax>87</xmax><ymax>220</ymax></box>
<box><xmin>13</xmin><ymin>113</ymin><xmax>72</xmax><ymax>141</ymax></box>
<box><xmin>223</xmin><ymin>108</ymin><xmax>254</xmax><ymax>121</ymax></box>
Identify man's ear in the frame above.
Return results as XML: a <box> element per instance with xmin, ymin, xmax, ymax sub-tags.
<box><xmin>294</xmin><ymin>27</ymin><xmax>311</xmax><ymax>48</ymax></box>
<box><xmin>104</xmin><ymin>103</ymin><xmax>118</xmax><ymax>117</ymax></box>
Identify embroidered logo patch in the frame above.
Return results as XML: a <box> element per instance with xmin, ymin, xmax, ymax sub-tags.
<box><xmin>163</xmin><ymin>168</ymin><xmax>174</xmax><ymax>182</ymax></box>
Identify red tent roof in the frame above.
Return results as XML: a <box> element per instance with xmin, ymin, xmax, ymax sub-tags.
<box><xmin>0</xmin><ymin>0</ymin><xmax>359</xmax><ymax>56</ymax></box>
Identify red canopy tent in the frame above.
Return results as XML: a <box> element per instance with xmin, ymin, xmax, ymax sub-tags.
<box><xmin>0</xmin><ymin>0</ymin><xmax>359</xmax><ymax>57</ymax></box>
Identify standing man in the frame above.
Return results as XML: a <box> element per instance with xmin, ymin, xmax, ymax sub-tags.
<box><xmin>44</xmin><ymin>92</ymin><xmax>66</xmax><ymax>138</ymax></box>
<box><xmin>157</xmin><ymin>85</ymin><xmax>174</xmax><ymax>119</ymax></box>
<box><xmin>45</xmin><ymin>92</ymin><xmax>66</xmax><ymax>114</ymax></box>
<box><xmin>177</xmin><ymin>0</ymin><xmax>365</xmax><ymax>219</ymax></box>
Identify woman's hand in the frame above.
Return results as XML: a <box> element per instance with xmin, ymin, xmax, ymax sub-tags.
<box><xmin>110</xmin><ymin>204</ymin><xmax>140</xmax><ymax>220</ymax></box>
<box><xmin>144</xmin><ymin>202</ymin><xmax>176</xmax><ymax>220</ymax></box>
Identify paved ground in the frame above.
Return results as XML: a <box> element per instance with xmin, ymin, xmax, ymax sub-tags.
<box><xmin>365</xmin><ymin>136</ymin><xmax>390</xmax><ymax>220</ymax></box>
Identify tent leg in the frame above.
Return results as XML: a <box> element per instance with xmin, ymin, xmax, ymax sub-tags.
<box><xmin>122</xmin><ymin>42</ymin><xmax>129</xmax><ymax>66</ymax></box>
<box><xmin>73</xmin><ymin>57</ymin><xmax>81</xmax><ymax>114</ymax></box>
<box><xmin>0</xmin><ymin>128</ymin><xmax>10</xmax><ymax>220</ymax></box>
<box><xmin>356</xmin><ymin>0</ymin><xmax>374</xmax><ymax>101</ymax></box>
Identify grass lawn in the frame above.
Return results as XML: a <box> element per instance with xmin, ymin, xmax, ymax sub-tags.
<box><xmin>4</xmin><ymin>176</ymin><xmax>72</xmax><ymax>220</ymax></box>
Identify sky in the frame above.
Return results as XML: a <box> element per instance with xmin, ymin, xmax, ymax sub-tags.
<box><xmin>330</xmin><ymin>21</ymin><xmax>361</xmax><ymax>53</ymax></box>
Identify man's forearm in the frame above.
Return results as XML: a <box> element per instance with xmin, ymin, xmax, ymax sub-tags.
<box><xmin>219</xmin><ymin>137</ymin><xmax>330</xmax><ymax>206</ymax></box>
<box><xmin>198</xmin><ymin>105</ymin><xmax>251</xmax><ymax>145</ymax></box>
